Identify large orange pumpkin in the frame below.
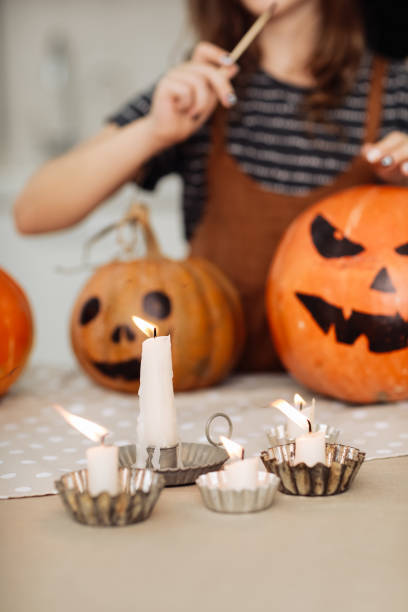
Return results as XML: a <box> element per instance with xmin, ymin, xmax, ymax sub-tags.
<box><xmin>71</xmin><ymin>204</ymin><xmax>245</xmax><ymax>392</ymax></box>
<box><xmin>0</xmin><ymin>268</ymin><xmax>33</xmax><ymax>395</ymax></box>
<box><xmin>267</xmin><ymin>185</ymin><xmax>408</xmax><ymax>404</ymax></box>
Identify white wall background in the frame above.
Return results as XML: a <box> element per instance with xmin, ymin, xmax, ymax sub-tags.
<box><xmin>0</xmin><ymin>0</ymin><xmax>191</xmax><ymax>367</ymax></box>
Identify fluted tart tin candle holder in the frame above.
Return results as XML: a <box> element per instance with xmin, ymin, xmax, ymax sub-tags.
<box><xmin>261</xmin><ymin>443</ymin><xmax>365</xmax><ymax>497</ymax></box>
<box><xmin>196</xmin><ymin>471</ymin><xmax>280</xmax><ymax>514</ymax></box>
<box><xmin>266</xmin><ymin>423</ymin><xmax>341</xmax><ymax>447</ymax></box>
<box><xmin>55</xmin><ymin>467</ymin><xmax>164</xmax><ymax>526</ymax></box>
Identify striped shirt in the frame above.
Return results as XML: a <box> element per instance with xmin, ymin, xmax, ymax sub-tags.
<box><xmin>108</xmin><ymin>54</ymin><xmax>408</xmax><ymax>239</ymax></box>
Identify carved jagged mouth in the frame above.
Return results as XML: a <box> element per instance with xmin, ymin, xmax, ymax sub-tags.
<box><xmin>296</xmin><ymin>292</ymin><xmax>408</xmax><ymax>353</ymax></box>
<box><xmin>92</xmin><ymin>358</ymin><xmax>141</xmax><ymax>381</ymax></box>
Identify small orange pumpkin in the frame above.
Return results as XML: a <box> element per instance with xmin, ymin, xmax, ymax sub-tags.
<box><xmin>71</xmin><ymin>204</ymin><xmax>245</xmax><ymax>392</ymax></box>
<box><xmin>267</xmin><ymin>185</ymin><xmax>408</xmax><ymax>404</ymax></box>
<box><xmin>0</xmin><ymin>268</ymin><xmax>33</xmax><ymax>395</ymax></box>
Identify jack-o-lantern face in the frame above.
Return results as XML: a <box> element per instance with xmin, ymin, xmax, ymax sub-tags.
<box><xmin>78</xmin><ymin>290</ymin><xmax>171</xmax><ymax>382</ymax></box>
<box><xmin>266</xmin><ymin>185</ymin><xmax>408</xmax><ymax>404</ymax></box>
<box><xmin>71</xmin><ymin>263</ymin><xmax>175</xmax><ymax>392</ymax></box>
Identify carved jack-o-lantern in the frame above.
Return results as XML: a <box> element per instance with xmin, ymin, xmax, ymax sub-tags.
<box><xmin>266</xmin><ymin>185</ymin><xmax>408</xmax><ymax>404</ymax></box>
<box><xmin>71</xmin><ymin>204</ymin><xmax>245</xmax><ymax>393</ymax></box>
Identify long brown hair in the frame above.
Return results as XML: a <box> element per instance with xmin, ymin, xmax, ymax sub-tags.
<box><xmin>187</xmin><ymin>0</ymin><xmax>365</xmax><ymax>119</ymax></box>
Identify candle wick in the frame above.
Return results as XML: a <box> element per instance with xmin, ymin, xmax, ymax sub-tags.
<box><xmin>307</xmin><ymin>419</ymin><xmax>312</xmax><ymax>434</ymax></box>
<box><xmin>154</xmin><ymin>327</ymin><xmax>157</xmax><ymax>338</ymax></box>
<box><xmin>100</xmin><ymin>434</ymin><xmax>107</xmax><ymax>446</ymax></box>
<box><xmin>241</xmin><ymin>449</ymin><xmax>245</xmax><ymax>460</ymax></box>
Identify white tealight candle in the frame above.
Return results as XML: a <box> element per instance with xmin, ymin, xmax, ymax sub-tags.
<box><xmin>86</xmin><ymin>444</ymin><xmax>119</xmax><ymax>496</ymax></box>
<box><xmin>287</xmin><ymin>394</ymin><xmax>315</xmax><ymax>439</ymax></box>
<box><xmin>137</xmin><ymin>332</ymin><xmax>178</xmax><ymax>448</ymax></box>
<box><xmin>294</xmin><ymin>431</ymin><xmax>326</xmax><ymax>467</ymax></box>
<box><xmin>224</xmin><ymin>458</ymin><xmax>259</xmax><ymax>490</ymax></box>
<box><xmin>53</xmin><ymin>404</ymin><xmax>120</xmax><ymax>496</ymax></box>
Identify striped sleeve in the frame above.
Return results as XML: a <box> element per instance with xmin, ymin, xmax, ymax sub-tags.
<box><xmin>106</xmin><ymin>86</ymin><xmax>181</xmax><ymax>190</ymax></box>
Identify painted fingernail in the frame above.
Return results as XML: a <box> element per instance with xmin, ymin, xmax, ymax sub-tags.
<box><xmin>381</xmin><ymin>155</ymin><xmax>394</xmax><ymax>168</ymax></box>
<box><xmin>220</xmin><ymin>54</ymin><xmax>233</xmax><ymax>66</ymax></box>
<box><xmin>402</xmin><ymin>161</ymin><xmax>408</xmax><ymax>176</ymax></box>
<box><xmin>366</xmin><ymin>148</ymin><xmax>381</xmax><ymax>163</ymax></box>
<box><xmin>225</xmin><ymin>92</ymin><xmax>237</xmax><ymax>106</ymax></box>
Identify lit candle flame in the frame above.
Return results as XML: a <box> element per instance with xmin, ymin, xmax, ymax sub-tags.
<box><xmin>271</xmin><ymin>399</ymin><xmax>310</xmax><ymax>432</ymax></box>
<box><xmin>220</xmin><ymin>435</ymin><xmax>245</xmax><ymax>460</ymax></box>
<box><xmin>294</xmin><ymin>393</ymin><xmax>306</xmax><ymax>410</ymax></box>
<box><xmin>54</xmin><ymin>404</ymin><xmax>109</xmax><ymax>444</ymax></box>
<box><xmin>132</xmin><ymin>315</ymin><xmax>157</xmax><ymax>338</ymax></box>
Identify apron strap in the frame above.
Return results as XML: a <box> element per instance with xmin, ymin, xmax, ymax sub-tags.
<box><xmin>363</xmin><ymin>56</ymin><xmax>388</xmax><ymax>144</ymax></box>
<box><xmin>210</xmin><ymin>105</ymin><xmax>228</xmax><ymax>156</ymax></box>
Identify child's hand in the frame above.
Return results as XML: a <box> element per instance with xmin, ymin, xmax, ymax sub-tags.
<box><xmin>147</xmin><ymin>42</ymin><xmax>239</xmax><ymax>147</ymax></box>
<box><xmin>362</xmin><ymin>132</ymin><xmax>408</xmax><ymax>186</ymax></box>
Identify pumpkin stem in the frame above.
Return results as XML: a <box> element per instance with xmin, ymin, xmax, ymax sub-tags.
<box><xmin>122</xmin><ymin>203</ymin><xmax>162</xmax><ymax>258</ymax></box>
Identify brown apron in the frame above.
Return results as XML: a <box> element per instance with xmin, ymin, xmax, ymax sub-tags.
<box><xmin>190</xmin><ymin>58</ymin><xmax>387</xmax><ymax>371</ymax></box>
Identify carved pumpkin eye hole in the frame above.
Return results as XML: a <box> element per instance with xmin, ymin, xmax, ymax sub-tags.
<box><xmin>142</xmin><ymin>291</ymin><xmax>171</xmax><ymax>319</ymax></box>
<box><xmin>80</xmin><ymin>297</ymin><xmax>100</xmax><ymax>325</ymax></box>
<box><xmin>395</xmin><ymin>242</ymin><xmax>408</xmax><ymax>255</ymax></box>
<box><xmin>311</xmin><ymin>215</ymin><xmax>365</xmax><ymax>259</ymax></box>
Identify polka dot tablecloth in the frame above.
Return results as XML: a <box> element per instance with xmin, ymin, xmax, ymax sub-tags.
<box><xmin>1</xmin><ymin>365</ymin><xmax>408</xmax><ymax>499</ymax></box>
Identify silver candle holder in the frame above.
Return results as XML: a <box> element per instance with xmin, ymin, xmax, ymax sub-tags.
<box><xmin>118</xmin><ymin>412</ymin><xmax>237</xmax><ymax>486</ymax></box>
<box><xmin>55</xmin><ymin>467</ymin><xmax>164</xmax><ymax>526</ymax></box>
<box><xmin>119</xmin><ymin>441</ymin><xmax>228</xmax><ymax>487</ymax></box>
<box><xmin>261</xmin><ymin>443</ymin><xmax>365</xmax><ymax>497</ymax></box>
<box><xmin>196</xmin><ymin>470</ymin><xmax>280</xmax><ymax>514</ymax></box>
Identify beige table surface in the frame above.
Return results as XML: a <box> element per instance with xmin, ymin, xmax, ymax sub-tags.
<box><xmin>1</xmin><ymin>456</ymin><xmax>407</xmax><ymax>612</ymax></box>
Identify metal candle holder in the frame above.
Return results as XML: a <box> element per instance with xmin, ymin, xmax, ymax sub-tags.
<box><xmin>261</xmin><ymin>443</ymin><xmax>365</xmax><ymax>497</ymax></box>
<box><xmin>119</xmin><ymin>413</ymin><xmax>234</xmax><ymax>486</ymax></box>
<box><xmin>55</xmin><ymin>467</ymin><xmax>164</xmax><ymax>526</ymax></box>
<box><xmin>266</xmin><ymin>423</ymin><xmax>341</xmax><ymax>447</ymax></box>
<box><xmin>196</xmin><ymin>470</ymin><xmax>280</xmax><ymax>514</ymax></box>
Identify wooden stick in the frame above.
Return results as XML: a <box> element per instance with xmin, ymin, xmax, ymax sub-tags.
<box><xmin>229</xmin><ymin>3</ymin><xmax>277</xmax><ymax>63</ymax></box>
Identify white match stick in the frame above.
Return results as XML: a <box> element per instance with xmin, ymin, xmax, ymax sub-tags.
<box><xmin>229</xmin><ymin>3</ymin><xmax>277</xmax><ymax>63</ymax></box>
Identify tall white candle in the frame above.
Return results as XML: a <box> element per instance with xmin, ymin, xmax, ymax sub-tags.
<box><xmin>224</xmin><ymin>458</ymin><xmax>259</xmax><ymax>490</ymax></box>
<box><xmin>86</xmin><ymin>444</ymin><xmax>119</xmax><ymax>496</ymax></box>
<box><xmin>294</xmin><ymin>431</ymin><xmax>326</xmax><ymax>467</ymax></box>
<box><xmin>138</xmin><ymin>334</ymin><xmax>178</xmax><ymax>448</ymax></box>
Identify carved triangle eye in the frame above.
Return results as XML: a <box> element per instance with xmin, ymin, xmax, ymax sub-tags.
<box><xmin>311</xmin><ymin>215</ymin><xmax>365</xmax><ymax>258</ymax></box>
<box><xmin>395</xmin><ymin>242</ymin><xmax>408</xmax><ymax>255</ymax></box>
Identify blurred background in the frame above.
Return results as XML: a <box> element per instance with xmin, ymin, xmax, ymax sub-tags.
<box><xmin>0</xmin><ymin>0</ymin><xmax>191</xmax><ymax>367</ymax></box>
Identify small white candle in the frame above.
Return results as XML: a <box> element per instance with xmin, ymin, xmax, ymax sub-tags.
<box><xmin>272</xmin><ymin>398</ymin><xmax>326</xmax><ymax>467</ymax></box>
<box><xmin>294</xmin><ymin>431</ymin><xmax>326</xmax><ymax>467</ymax></box>
<box><xmin>54</xmin><ymin>404</ymin><xmax>119</xmax><ymax>496</ymax></box>
<box><xmin>86</xmin><ymin>444</ymin><xmax>119</xmax><ymax>496</ymax></box>
<box><xmin>134</xmin><ymin>319</ymin><xmax>178</xmax><ymax>448</ymax></box>
<box><xmin>287</xmin><ymin>394</ymin><xmax>315</xmax><ymax>439</ymax></box>
<box><xmin>224</xmin><ymin>457</ymin><xmax>259</xmax><ymax>490</ymax></box>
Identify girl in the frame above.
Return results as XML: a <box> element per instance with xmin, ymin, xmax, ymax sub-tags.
<box><xmin>14</xmin><ymin>0</ymin><xmax>408</xmax><ymax>369</ymax></box>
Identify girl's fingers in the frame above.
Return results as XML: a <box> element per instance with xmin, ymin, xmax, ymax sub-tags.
<box><xmin>192</xmin><ymin>41</ymin><xmax>234</xmax><ymax>68</ymax></box>
<box><xmin>170</xmin><ymin>72</ymin><xmax>214</xmax><ymax>117</ymax></box>
<box><xmin>158</xmin><ymin>76</ymin><xmax>194</xmax><ymax>112</ymax></box>
<box><xmin>363</xmin><ymin>132</ymin><xmax>406</xmax><ymax>165</ymax></box>
<box><xmin>179</xmin><ymin>63</ymin><xmax>238</xmax><ymax>108</ymax></box>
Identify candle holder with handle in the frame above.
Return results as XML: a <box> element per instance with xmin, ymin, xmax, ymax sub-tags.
<box><xmin>55</xmin><ymin>467</ymin><xmax>164</xmax><ymax>526</ymax></box>
<box><xmin>261</xmin><ymin>443</ymin><xmax>365</xmax><ymax>497</ymax></box>
<box><xmin>118</xmin><ymin>413</ymin><xmax>232</xmax><ymax>486</ymax></box>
